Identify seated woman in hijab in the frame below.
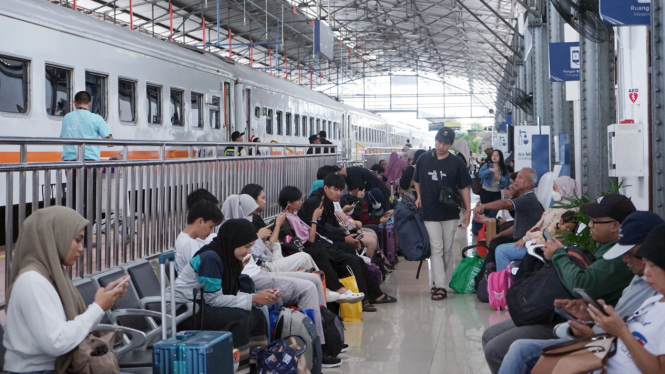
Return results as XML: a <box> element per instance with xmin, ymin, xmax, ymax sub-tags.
<box><xmin>4</xmin><ymin>206</ymin><xmax>128</xmax><ymax>374</ymax></box>
<box><xmin>220</xmin><ymin>194</ymin><xmax>336</xmax><ymax>363</ymax></box>
<box><xmin>173</xmin><ymin>219</ymin><xmax>275</xmax><ymax>373</ymax></box>
<box><xmin>494</xmin><ymin>176</ymin><xmax>579</xmax><ymax>271</ymax></box>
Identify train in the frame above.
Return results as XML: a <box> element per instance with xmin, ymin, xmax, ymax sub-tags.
<box><xmin>0</xmin><ymin>0</ymin><xmax>430</xmax><ymax>164</ymax></box>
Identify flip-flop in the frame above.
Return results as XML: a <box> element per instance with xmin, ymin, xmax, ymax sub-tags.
<box><xmin>362</xmin><ymin>303</ymin><xmax>377</xmax><ymax>312</ymax></box>
<box><xmin>373</xmin><ymin>294</ymin><xmax>397</xmax><ymax>304</ymax></box>
<box><xmin>431</xmin><ymin>288</ymin><xmax>447</xmax><ymax>301</ymax></box>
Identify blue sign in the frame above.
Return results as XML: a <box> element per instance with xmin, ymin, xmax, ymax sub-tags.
<box><xmin>600</xmin><ymin>0</ymin><xmax>650</xmax><ymax>26</ymax></box>
<box><xmin>549</xmin><ymin>42</ymin><xmax>580</xmax><ymax>82</ymax></box>
<box><xmin>531</xmin><ymin>135</ymin><xmax>551</xmax><ymax>187</ymax></box>
<box><xmin>314</xmin><ymin>20</ymin><xmax>334</xmax><ymax>60</ymax></box>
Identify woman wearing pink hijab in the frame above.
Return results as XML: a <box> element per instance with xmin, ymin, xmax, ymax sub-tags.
<box><xmin>384</xmin><ymin>152</ymin><xmax>409</xmax><ymax>192</ymax></box>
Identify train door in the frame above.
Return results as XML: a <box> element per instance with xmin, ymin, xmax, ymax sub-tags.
<box><xmin>245</xmin><ymin>88</ymin><xmax>251</xmax><ymax>136</ymax></box>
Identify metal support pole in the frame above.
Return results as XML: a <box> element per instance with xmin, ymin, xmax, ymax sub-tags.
<box><xmin>169</xmin><ymin>2</ymin><xmax>173</xmax><ymax>42</ymax></box>
<box><xmin>129</xmin><ymin>0</ymin><xmax>133</xmax><ymax>30</ymax></box>
<box><xmin>652</xmin><ymin>0</ymin><xmax>665</xmax><ymax>215</ymax></box>
<box><xmin>533</xmin><ymin>25</ymin><xmax>551</xmax><ymax>128</ymax></box>
<box><xmin>229</xmin><ymin>29</ymin><xmax>232</xmax><ymax>58</ymax></box>
<box><xmin>476</xmin><ymin>0</ymin><xmax>523</xmax><ymax>39</ymax></box>
<box><xmin>216</xmin><ymin>0</ymin><xmax>220</xmax><ymax>49</ymax></box>
<box><xmin>202</xmin><ymin>17</ymin><xmax>205</xmax><ymax>46</ymax></box>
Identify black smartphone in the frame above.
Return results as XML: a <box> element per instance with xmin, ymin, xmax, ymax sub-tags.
<box><xmin>554</xmin><ymin>306</ymin><xmax>583</xmax><ymax>324</ymax></box>
<box><xmin>574</xmin><ymin>288</ymin><xmax>609</xmax><ymax>316</ymax></box>
<box><xmin>355</xmin><ymin>232</ymin><xmax>364</xmax><ymax>240</ymax></box>
<box><xmin>543</xmin><ymin>228</ymin><xmax>553</xmax><ymax>242</ymax></box>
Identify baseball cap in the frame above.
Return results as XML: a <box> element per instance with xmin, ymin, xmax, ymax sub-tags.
<box><xmin>231</xmin><ymin>131</ymin><xmax>245</xmax><ymax>141</ymax></box>
<box><xmin>580</xmin><ymin>193</ymin><xmax>636</xmax><ymax>223</ymax></box>
<box><xmin>435</xmin><ymin>128</ymin><xmax>455</xmax><ymax>144</ymax></box>
<box><xmin>634</xmin><ymin>223</ymin><xmax>665</xmax><ymax>271</ymax></box>
<box><xmin>603</xmin><ymin>211</ymin><xmax>665</xmax><ymax>260</ymax></box>
<box><xmin>308</xmin><ymin>134</ymin><xmax>320</xmax><ymax>142</ymax></box>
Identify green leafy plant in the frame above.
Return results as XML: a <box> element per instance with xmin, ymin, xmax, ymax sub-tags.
<box><xmin>552</xmin><ymin>179</ymin><xmax>627</xmax><ymax>252</ymax></box>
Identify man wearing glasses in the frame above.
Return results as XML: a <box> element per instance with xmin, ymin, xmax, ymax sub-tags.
<box><xmin>542</xmin><ymin>193</ymin><xmax>636</xmax><ymax>306</ymax></box>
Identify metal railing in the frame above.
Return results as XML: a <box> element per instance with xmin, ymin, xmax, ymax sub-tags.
<box><xmin>1</xmin><ymin>137</ymin><xmax>337</xmax><ymax>300</ymax></box>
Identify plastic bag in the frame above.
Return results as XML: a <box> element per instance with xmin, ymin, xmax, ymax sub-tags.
<box><xmin>339</xmin><ymin>266</ymin><xmax>362</xmax><ymax>322</ymax></box>
<box><xmin>449</xmin><ymin>254</ymin><xmax>484</xmax><ymax>294</ymax></box>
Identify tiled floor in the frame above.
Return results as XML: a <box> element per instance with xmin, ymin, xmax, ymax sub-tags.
<box><xmin>327</xmin><ymin>222</ymin><xmax>506</xmax><ymax>374</ymax></box>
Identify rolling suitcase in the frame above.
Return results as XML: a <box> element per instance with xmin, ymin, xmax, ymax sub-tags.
<box><xmin>152</xmin><ymin>252</ymin><xmax>235</xmax><ymax>374</ymax></box>
<box><xmin>384</xmin><ymin>224</ymin><xmax>397</xmax><ymax>263</ymax></box>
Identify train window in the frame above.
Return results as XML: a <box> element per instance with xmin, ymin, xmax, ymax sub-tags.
<box><xmin>332</xmin><ymin>123</ymin><xmax>337</xmax><ymax>140</ymax></box>
<box><xmin>285</xmin><ymin>113</ymin><xmax>292</xmax><ymax>136</ymax></box>
<box><xmin>85</xmin><ymin>72</ymin><xmax>107</xmax><ymax>119</ymax></box>
<box><xmin>0</xmin><ymin>56</ymin><xmax>29</xmax><ymax>114</ymax></box>
<box><xmin>316</xmin><ymin>119</ymin><xmax>320</xmax><ymax>133</ymax></box>
<box><xmin>224</xmin><ymin>82</ymin><xmax>231</xmax><ymax>128</ymax></box>
<box><xmin>294</xmin><ymin>115</ymin><xmax>300</xmax><ymax>136</ymax></box>
<box><xmin>309</xmin><ymin>118</ymin><xmax>314</xmax><ymax>136</ymax></box>
<box><xmin>146</xmin><ymin>84</ymin><xmax>162</xmax><ymax>125</ymax></box>
<box><xmin>255</xmin><ymin>106</ymin><xmax>260</xmax><ymax>118</ymax></box>
<box><xmin>118</xmin><ymin>78</ymin><xmax>136</xmax><ymax>122</ymax></box>
<box><xmin>302</xmin><ymin>116</ymin><xmax>308</xmax><ymax>137</ymax></box>
<box><xmin>191</xmin><ymin>92</ymin><xmax>203</xmax><ymax>129</ymax></box>
<box><xmin>45</xmin><ymin>65</ymin><xmax>71</xmax><ymax>116</ymax></box>
<box><xmin>328</xmin><ymin>121</ymin><xmax>332</xmax><ymax>138</ymax></box>
<box><xmin>276</xmin><ymin>111</ymin><xmax>283</xmax><ymax>135</ymax></box>
<box><xmin>210</xmin><ymin>96</ymin><xmax>221</xmax><ymax>130</ymax></box>
<box><xmin>170</xmin><ymin>88</ymin><xmax>184</xmax><ymax>126</ymax></box>
<box><xmin>266</xmin><ymin>109</ymin><xmax>273</xmax><ymax>134</ymax></box>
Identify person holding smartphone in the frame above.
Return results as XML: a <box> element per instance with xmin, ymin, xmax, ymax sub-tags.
<box><xmin>497</xmin><ymin>211</ymin><xmax>663</xmax><ymax>374</ymax></box>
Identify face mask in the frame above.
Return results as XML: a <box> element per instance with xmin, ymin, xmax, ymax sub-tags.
<box><xmin>551</xmin><ymin>192</ymin><xmax>562</xmax><ymax>202</ymax></box>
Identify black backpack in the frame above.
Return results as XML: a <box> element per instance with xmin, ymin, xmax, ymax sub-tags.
<box><xmin>506</xmin><ymin>247</ymin><xmax>595</xmax><ymax>326</ymax></box>
<box><xmin>319</xmin><ymin>306</ymin><xmax>345</xmax><ymax>357</ymax></box>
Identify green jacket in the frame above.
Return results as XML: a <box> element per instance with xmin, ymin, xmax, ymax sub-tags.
<box><xmin>551</xmin><ymin>240</ymin><xmax>633</xmax><ymax>306</ymax></box>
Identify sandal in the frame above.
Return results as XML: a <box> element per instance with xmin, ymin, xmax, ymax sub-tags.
<box><xmin>430</xmin><ymin>285</ymin><xmax>438</xmax><ymax>295</ymax></box>
<box><xmin>373</xmin><ymin>294</ymin><xmax>397</xmax><ymax>304</ymax></box>
<box><xmin>362</xmin><ymin>303</ymin><xmax>377</xmax><ymax>312</ymax></box>
<box><xmin>431</xmin><ymin>288</ymin><xmax>447</xmax><ymax>301</ymax></box>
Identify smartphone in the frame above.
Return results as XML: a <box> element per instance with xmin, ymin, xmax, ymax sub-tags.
<box><xmin>273</xmin><ymin>289</ymin><xmax>282</xmax><ymax>295</ymax></box>
<box><xmin>355</xmin><ymin>232</ymin><xmax>364</xmax><ymax>240</ymax></box>
<box><xmin>554</xmin><ymin>306</ymin><xmax>583</xmax><ymax>324</ymax></box>
<box><xmin>543</xmin><ymin>229</ymin><xmax>553</xmax><ymax>242</ymax></box>
<box><xmin>283</xmin><ymin>203</ymin><xmax>291</xmax><ymax>213</ymax></box>
<box><xmin>574</xmin><ymin>288</ymin><xmax>609</xmax><ymax>316</ymax></box>
<box><xmin>243</xmin><ymin>253</ymin><xmax>253</xmax><ymax>262</ymax></box>
<box><xmin>113</xmin><ymin>275</ymin><xmax>131</xmax><ymax>290</ymax></box>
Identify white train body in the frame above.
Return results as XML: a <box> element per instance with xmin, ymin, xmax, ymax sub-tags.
<box><xmin>0</xmin><ymin>0</ymin><xmax>428</xmax><ymax>206</ymax></box>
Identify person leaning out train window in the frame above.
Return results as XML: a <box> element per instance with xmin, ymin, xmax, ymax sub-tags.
<box><xmin>248</xmin><ymin>135</ymin><xmax>261</xmax><ymax>156</ymax></box>
<box><xmin>224</xmin><ymin>131</ymin><xmax>247</xmax><ymax>156</ymax></box>
<box><xmin>3</xmin><ymin>206</ymin><xmax>128</xmax><ymax>374</ymax></box>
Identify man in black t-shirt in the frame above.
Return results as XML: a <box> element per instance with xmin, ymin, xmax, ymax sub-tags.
<box><xmin>337</xmin><ymin>166</ymin><xmax>391</xmax><ymax>212</ymax></box>
<box><xmin>306</xmin><ymin>134</ymin><xmax>321</xmax><ymax>155</ymax></box>
<box><xmin>413</xmin><ymin>128</ymin><xmax>472</xmax><ymax>300</ymax></box>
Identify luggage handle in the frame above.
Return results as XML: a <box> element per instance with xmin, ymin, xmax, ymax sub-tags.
<box><xmin>160</xmin><ymin>252</ymin><xmax>177</xmax><ymax>340</ymax></box>
<box><xmin>192</xmin><ymin>284</ymin><xmax>206</xmax><ymax>331</ymax></box>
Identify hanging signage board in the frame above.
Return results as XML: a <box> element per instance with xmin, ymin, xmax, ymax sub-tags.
<box><xmin>428</xmin><ymin>122</ymin><xmax>461</xmax><ymax>132</ymax></box>
<box><xmin>494</xmin><ymin>134</ymin><xmax>508</xmax><ymax>154</ymax></box>
<box><xmin>514</xmin><ymin>126</ymin><xmax>551</xmax><ymax>172</ymax></box>
<box><xmin>549</xmin><ymin>42</ymin><xmax>580</xmax><ymax>82</ymax></box>
<box><xmin>600</xmin><ymin>0</ymin><xmax>650</xmax><ymax>26</ymax></box>
<box><xmin>314</xmin><ymin>20</ymin><xmax>334</xmax><ymax>60</ymax></box>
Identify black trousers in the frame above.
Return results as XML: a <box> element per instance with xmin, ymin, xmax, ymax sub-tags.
<box><xmin>67</xmin><ymin>165</ymin><xmax>98</xmax><ymax>222</ymax></box>
<box><xmin>331</xmin><ymin>242</ymin><xmax>383</xmax><ymax>302</ymax></box>
<box><xmin>303</xmin><ymin>242</ymin><xmax>344</xmax><ymax>291</ymax></box>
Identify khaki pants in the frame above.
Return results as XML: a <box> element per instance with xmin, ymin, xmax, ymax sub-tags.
<box><xmin>424</xmin><ymin>219</ymin><xmax>459</xmax><ymax>288</ymax></box>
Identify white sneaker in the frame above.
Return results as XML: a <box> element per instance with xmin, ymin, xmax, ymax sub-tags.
<box><xmin>326</xmin><ymin>289</ymin><xmax>340</xmax><ymax>303</ymax></box>
<box><xmin>336</xmin><ymin>290</ymin><xmax>364</xmax><ymax>304</ymax></box>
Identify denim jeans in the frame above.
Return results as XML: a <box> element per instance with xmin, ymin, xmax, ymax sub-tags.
<box><xmin>495</xmin><ymin>242</ymin><xmax>527</xmax><ymax>271</ymax></box>
<box><xmin>497</xmin><ymin>338</ymin><xmax>567</xmax><ymax>374</ymax></box>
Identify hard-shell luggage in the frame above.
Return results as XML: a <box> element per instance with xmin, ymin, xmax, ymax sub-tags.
<box><xmin>152</xmin><ymin>252</ymin><xmax>235</xmax><ymax>374</ymax></box>
<box><xmin>274</xmin><ymin>307</ymin><xmax>322</xmax><ymax>374</ymax></box>
<box><xmin>153</xmin><ymin>331</ymin><xmax>234</xmax><ymax>374</ymax></box>
<box><xmin>379</xmin><ymin>224</ymin><xmax>397</xmax><ymax>263</ymax></box>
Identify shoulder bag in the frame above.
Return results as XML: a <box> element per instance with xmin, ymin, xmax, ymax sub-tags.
<box><xmin>432</xmin><ymin>151</ymin><xmax>463</xmax><ymax>214</ymax></box>
<box><xmin>68</xmin><ymin>330</ymin><xmax>122</xmax><ymax>374</ymax></box>
<box><xmin>531</xmin><ymin>334</ymin><xmax>617</xmax><ymax>374</ymax></box>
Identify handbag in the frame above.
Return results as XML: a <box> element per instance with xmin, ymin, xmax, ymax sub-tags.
<box><xmin>69</xmin><ymin>330</ymin><xmax>122</xmax><ymax>374</ymax></box>
<box><xmin>531</xmin><ymin>334</ymin><xmax>617</xmax><ymax>374</ymax></box>
<box><xmin>432</xmin><ymin>151</ymin><xmax>462</xmax><ymax>214</ymax></box>
<box><xmin>339</xmin><ymin>265</ymin><xmax>363</xmax><ymax>322</ymax></box>
<box><xmin>253</xmin><ymin>335</ymin><xmax>310</xmax><ymax>374</ymax></box>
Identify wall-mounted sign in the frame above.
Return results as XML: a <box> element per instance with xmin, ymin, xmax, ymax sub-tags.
<box><xmin>514</xmin><ymin>126</ymin><xmax>551</xmax><ymax>173</ymax></box>
<box><xmin>428</xmin><ymin>122</ymin><xmax>461</xmax><ymax>132</ymax></box>
<box><xmin>314</xmin><ymin>20</ymin><xmax>334</xmax><ymax>60</ymax></box>
<box><xmin>600</xmin><ymin>0</ymin><xmax>650</xmax><ymax>26</ymax></box>
<box><xmin>549</xmin><ymin>42</ymin><xmax>580</xmax><ymax>82</ymax></box>
<box><xmin>628</xmin><ymin>88</ymin><xmax>643</xmax><ymax>105</ymax></box>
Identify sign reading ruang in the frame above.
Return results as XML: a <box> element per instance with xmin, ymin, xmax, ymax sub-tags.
<box><xmin>314</xmin><ymin>20</ymin><xmax>334</xmax><ymax>60</ymax></box>
<box><xmin>549</xmin><ymin>42</ymin><xmax>580</xmax><ymax>82</ymax></box>
<box><xmin>600</xmin><ymin>0</ymin><xmax>650</xmax><ymax>26</ymax></box>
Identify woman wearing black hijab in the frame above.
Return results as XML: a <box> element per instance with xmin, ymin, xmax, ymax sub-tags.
<box><xmin>173</xmin><ymin>219</ymin><xmax>279</xmax><ymax>373</ymax></box>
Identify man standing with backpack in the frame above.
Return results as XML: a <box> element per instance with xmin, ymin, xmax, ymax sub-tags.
<box><xmin>413</xmin><ymin>128</ymin><xmax>472</xmax><ymax>300</ymax></box>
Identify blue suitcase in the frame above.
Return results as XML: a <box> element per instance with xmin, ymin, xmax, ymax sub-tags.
<box><xmin>152</xmin><ymin>331</ymin><xmax>234</xmax><ymax>374</ymax></box>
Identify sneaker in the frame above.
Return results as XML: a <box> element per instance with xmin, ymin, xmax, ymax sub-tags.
<box><xmin>322</xmin><ymin>353</ymin><xmax>342</xmax><ymax>368</ymax></box>
<box><xmin>326</xmin><ymin>289</ymin><xmax>340</xmax><ymax>303</ymax></box>
<box><xmin>341</xmin><ymin>344</ymin><xmax>350</xmax><ymax>353</ymax></box>
<box><xmin>336</xmin><ymin>290</ymin><xmax>365</xmax><ymax>304</ymax></box>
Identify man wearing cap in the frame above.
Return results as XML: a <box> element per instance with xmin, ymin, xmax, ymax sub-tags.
<box><xmin>413</xmin><ymin>127</ymin><xmax>472</xmax><ymax>300</ymax></box>
<box><xmin>306</xmin><ymin>134</ymin><xmax>321</xmax><ymax>155</ymax></box>
<box><xmin>483</xmin><ymin>193</ymin><xmax>636</xmax><ymax>373</ymax></box>
<box><xmin>497</xmin><ymin>210</ymin><xmax>664</xmax><ymax>374</ymax></box>
<box><xmin>224</xmin><ymin>131</ymin><xmax>247</xmax><ymax>156</ymax></box>
<box><xmin>319</xmin><ymin>131</ymin><xmax>334</xmax><ymax>154</ymax></box>
<box><xmin>337</xmin><ymin>166</ymin><xmax>392</xmax><ymax>213</ymax></box>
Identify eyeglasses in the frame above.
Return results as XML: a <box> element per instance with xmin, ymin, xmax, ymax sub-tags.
<box><xmin>589</xmin><ymin>219</ymin><xmax>617</xmax><ymax>225</ymax></box>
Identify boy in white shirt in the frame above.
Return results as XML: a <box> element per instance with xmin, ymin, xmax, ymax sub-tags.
<box><xmin>175</xmin><ymin>200</ymin><xmax>223</xmax><ymax>273</ymax></box>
